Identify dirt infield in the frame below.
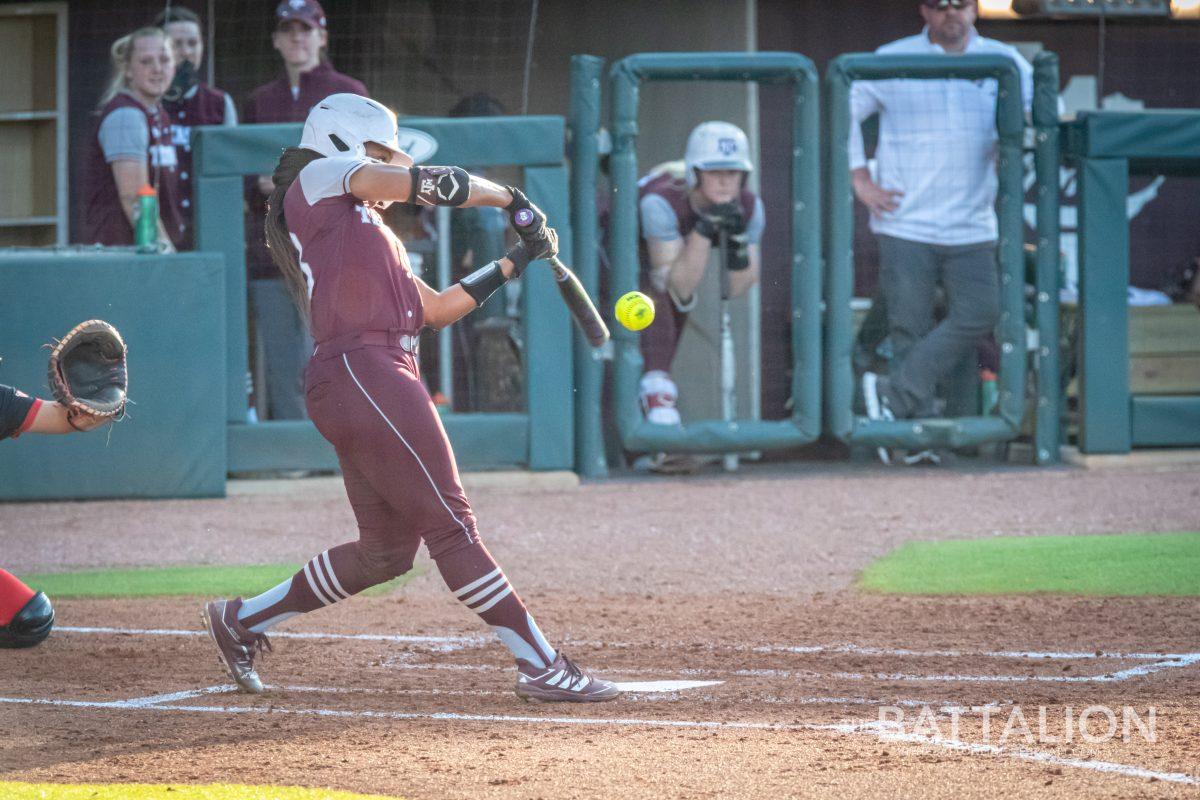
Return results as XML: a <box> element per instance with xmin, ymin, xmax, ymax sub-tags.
<box><xmin>2</xmin><ymin>462</ymin><xmax>1200</xmax><ymax>798</ymax></box>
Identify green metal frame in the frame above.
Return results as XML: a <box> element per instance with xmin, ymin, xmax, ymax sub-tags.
<box><xmin>1032</xmin><ymin>52</ymin><xmax>1062</xmax><ymax>465</ymax></box>
<box><xmin>568</xmin><ymin>55</ymin><xmax>609</xmax><ymax>477</ymax></box>
<box><xmin>1062</xmin><ymin>109</ymin><xmax>1200</xmax><ymax>453</ymax></box>
<box><xmin>192</xmin><ymin>116</ymin><xmax>575</xmax><ymax>471</ymax></box>
<box><xmin>607</xmin><ymin>52</ymin><xmax>822</xmax><ymax>455</ymax></box>
<box><xmin>825</xmin><ymin>54</ymin><xmax>1026</xmax><ymax>450</ymax></box>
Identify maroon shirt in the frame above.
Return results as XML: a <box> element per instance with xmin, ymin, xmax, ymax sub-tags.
<box><xmin>164</xmin><ymin>82</ymin><xmax>232</xmax><ymax>250</ymax></box>
<box><xmin>244</xmin><ymin>62</ymin><xmax>369</xmax><ymax>281</ymax></box>
<box><xmin>82</xmin><ymin>93</ymin><xmax>185</xmax><ymax>249</ymax></box>
<box><xmin>636</xmin><ymin>171</ymin><xmax>757</xmax><ymax>280</ymax></box>
<box><xmin>285</xmin><ymin>155</ymin><xmax>424</xmax><ymax>346</ymax></box>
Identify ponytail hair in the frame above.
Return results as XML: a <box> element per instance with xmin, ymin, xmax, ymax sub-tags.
<box><xmin>98</xmin><ymin>27</ymin><xmax>170</xmax><ymax>109</ymax></box>
<box><xmin>265</xmin><ymin>147</ymin><xmax>326</xmax><ymax>324</ymax></box>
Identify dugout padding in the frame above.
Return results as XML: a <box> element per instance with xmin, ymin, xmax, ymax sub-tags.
<box><xmin>0</xmin><ymin>251</ymin><xmax>227</xmax><ymax>499</ymax></box>
<box><xmin>1063</xmin><ymin>109</ymin><xmax>1200</xmax><ymax>453</ymax></box>
<box><xmin>605</xmin><ymin>52</ymin><xmax>822</xmax><ymax>455</ymax></box>
<box><xmin>191</xmin><ymin>117</ymin><xmax>575</xmax><ymax>472</ymax></box>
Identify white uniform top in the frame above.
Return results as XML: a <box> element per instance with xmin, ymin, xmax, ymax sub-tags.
<box><xmin>849</xmin><ymin>27</ymin><xmax>1033</xmax><ymax>247</ymax></box>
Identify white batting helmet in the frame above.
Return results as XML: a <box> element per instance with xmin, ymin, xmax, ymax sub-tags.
<box><xmin>300</xmin><ymin>93</ymin><xmax>401</xmax><ymax>160</ymax></box>
<box><xmin>683</xmin><ymin>121</ymin><xmax>753</xmax><ymax>188</ymax></box>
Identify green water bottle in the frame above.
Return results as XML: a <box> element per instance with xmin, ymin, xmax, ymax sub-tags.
<box><xmin>134</xmin><ymin>184</ymin><xmax>158</xmax><ymax>251</ymax></box>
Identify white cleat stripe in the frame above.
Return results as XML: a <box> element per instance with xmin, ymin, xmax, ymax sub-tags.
<box><xmin>453</xmin><ymin>568</ymin><xmax>502</xmax><ymax>599</ymax></box>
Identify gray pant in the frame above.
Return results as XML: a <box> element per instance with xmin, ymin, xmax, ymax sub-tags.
<box><xmin>877</xmin><ymin>234</ymin><xmax>1000</xmax><ymax>418</ymax></box>
<box><xmin>250</xmin><ymin>278</ymin><xmax>312</xmax><ymax>420</ymax></box>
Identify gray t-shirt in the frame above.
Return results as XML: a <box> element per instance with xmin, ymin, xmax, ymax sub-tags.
<box><xmin>639</xmin><ymin>194</ymin><xmax>766</xmax><ymax>244</ymax></box>
<box><xmin>97</xmin><ymin>106</ymin><xmax>150</xmax><ymax>163</ymax></box>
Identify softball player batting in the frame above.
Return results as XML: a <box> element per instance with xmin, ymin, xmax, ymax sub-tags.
<box><xmin>202</xmin><ymin>94</ymin><xmax>618</xmax><ymax>703</ymax></box>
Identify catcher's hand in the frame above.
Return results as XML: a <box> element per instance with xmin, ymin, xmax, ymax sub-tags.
<box><xmin>47</xmin><ymin>320</ymin><xmax>128</xmax><ymax>432</ymax></box>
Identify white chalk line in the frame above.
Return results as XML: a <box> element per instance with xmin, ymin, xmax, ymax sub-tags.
<box><xmin>1</xmin><ymin>691</ymin><xmax>1194</xmax><ymax>787</ymax></box>
<box><xmin>832</xmin><ymin>721</ymin><xmax>1200</xmax><ymax>787</ymax></box>
<box><xmin>54</xmin><ymin>626</ymin><xmax>1196</xmax><ymax>662</ymax></box>
<box><xmin>829</xmin><ymin>652</ymin><xmax>1200</xmax><ymax>684</ymax></box>
<box><xmin>52</xmin><ymin>627</ymin><xmax>1200</xmax><ymax>683</ymax></box>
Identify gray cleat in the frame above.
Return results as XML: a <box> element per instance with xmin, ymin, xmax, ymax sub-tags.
<box><xmin>515</xmin><ymin>651</ymin><xmax>620</xmax><ymax>703</ymax></box>
<box><xmin>201</xmin><ymin>598</ymin><xmax>271</xmax><ymax>694</ymax></box>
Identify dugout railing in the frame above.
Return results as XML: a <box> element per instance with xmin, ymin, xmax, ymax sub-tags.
<box><xmin>824</xmin><ymin>53</ymin><xmax>1034</xmax><ymax>453</ymax></box>
<box><xmin>192</xmin><ymin>117</ymin><xmax>576</xmax><ymax>472</ymax></box>
<box><xmin>602</xmin><ymin>52</ymin><xmax>823</xmax><ymax>457</ymax></box>
<box><xmin>1063</xmin><ymin>108</ymin><xmax>1200</xmax><ymax>453</ymax></box>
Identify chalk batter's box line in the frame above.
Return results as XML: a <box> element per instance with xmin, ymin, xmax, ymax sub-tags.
<box><xmin>54</xmin><ymin>625</ymin><xmax>1200</xmax><ymax>662</ymax></box>
<box><xmin>0</xmin><ymin>691</ymin><xmax>1196</xmax><ymax>789</ymax></box>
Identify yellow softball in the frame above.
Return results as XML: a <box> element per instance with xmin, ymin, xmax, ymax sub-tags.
<box><xmin>615</xmin><ymin>291</ymin><xmax>656</xmax><ymax>332</ymax></box>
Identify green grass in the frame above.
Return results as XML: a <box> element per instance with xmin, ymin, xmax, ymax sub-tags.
<box><xmin>17</xmin><ymin>563</ymin><xmax>420</xmax><ymax>599</ymax></box>
<box><xmin>859</xmin><ymin>532</ymin><xmax>1200</xmax><ymax>596</ymax></box>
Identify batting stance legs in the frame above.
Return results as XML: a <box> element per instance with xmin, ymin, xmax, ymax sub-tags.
<box><xmin>203</xmin><ymin>346</ymin><xmax>615</xmax><ymax>701</ymax></box>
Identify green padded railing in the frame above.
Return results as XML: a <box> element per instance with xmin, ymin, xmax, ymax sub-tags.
<box><xmin>192</xmin><ymin>116</ymin><xmax>575</xmax><ymax>471</ymax></box>
<box><xmin>1032</xmin><ymin>52</ymin><xmax>1062</xmax><ymax>465</ymax></box>
<box><xmin>825</xmin><ymin>54</ymin><xmax>1026</xmax><ymax>450</ymax></box>
<box><xmin>567</xmin><ymin>55</ymin><xmax>609</xmax><ymax>477</ymax></box>
<box><xmin>1063</xmin><ymin>109</ymin><xmax>1200</xmax><ymax>453</ymax></box>
<box><xmin>607</xmin><ymin>52</ymin><xmax>822</xmax><ymax>454</ymax></box>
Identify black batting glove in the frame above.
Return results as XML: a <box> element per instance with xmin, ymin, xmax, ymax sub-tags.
<box><xmin>505</xmin><ymin>186</ymin><xmax>549</xmax><ymax>242</ymax></box>
<box><xmin>504</xmin><ymin>227</ymin><xmax>559</xmax><ymax>278</ymax></box>
<box><xmin>726</xmin><ymin>233</ymin><xmax>751</xmax><ymax>271</ymax></box>
<box><xmin>692</xmin><ymin>202</ymin><xmax>745</xmax><ymax>244</ymax></box>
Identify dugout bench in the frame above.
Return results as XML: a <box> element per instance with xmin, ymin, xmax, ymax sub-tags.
<box><xmin>191</xmin><ymin>117</ymin><xmax>577</xmax><ymax>473</ymax></box>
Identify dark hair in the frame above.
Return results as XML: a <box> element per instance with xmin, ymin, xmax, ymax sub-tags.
<box><xmin>448</xmin><ymin>92</ymin><xmax>506</xmax><ymax>118</ymax></box>
<box><xmin>265</xmin><ymin>147</ymin><xmax>325</xmax><ymax>323</ymax></box>
<box><xmin>154</xmin><ymin>6</ymin><xmax>201</xmax><ymax>27</ymax></box>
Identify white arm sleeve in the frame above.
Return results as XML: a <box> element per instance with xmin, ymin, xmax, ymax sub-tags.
<box><xmin>298</xmin><ymin>155</ymin><xmax>371</xmax><ymax>204</ymax></box>
<box><xmin>848</xmin><ymin>82</ymin><xmax>881</xmax><ymax>171</ymax></box>
<box><xmin>98</xmin><ymin>107</ymin><xmax>150</xmax><ymax>162</ymax></box>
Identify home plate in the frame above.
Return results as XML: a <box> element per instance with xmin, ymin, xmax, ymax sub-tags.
<box><xmin>615</xmin><ymin>680</ymin><xmax>724</xmax><ymax>692</ymax></box>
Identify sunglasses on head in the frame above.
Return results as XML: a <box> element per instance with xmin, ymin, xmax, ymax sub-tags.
<box><xmin>926</xmin><ymin>0</ymin><xmax>971</xmax><ymax>8</ymax></box>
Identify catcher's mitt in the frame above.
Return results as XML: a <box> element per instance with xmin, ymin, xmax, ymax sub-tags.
<box><xmin>47</xmin><ymin>319</ymin><xmax>128</xmax><ymax>430</ymax></box>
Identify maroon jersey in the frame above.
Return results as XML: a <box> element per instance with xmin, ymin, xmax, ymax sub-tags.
<box><xmin>636</xmin><ymin>171</ymin><xmax>757</xmax><ymax>279</ymax></box>
<box><xmin>82</xmin><ymin>93</ymin><xmax>185</xmax><ymax>249</ymax></box>
<box><xmin>164</xmin><ymin>82</ymin><xmax>232</xmax><ymax>250</ymax></box>
<box><xmin>244</xmin><ymin>63</ymin><xmax>369</xmax><ymax>281</ymax></box>
<box><xmin>285</xmin><ymin>155</ymin><xmax>424</xmax><ymax>346</ymax></box>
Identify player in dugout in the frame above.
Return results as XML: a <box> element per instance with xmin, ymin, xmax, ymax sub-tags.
<box><xmin>636</xmin><ymin>121</ymin><xmax>764</xmax><ymax>428</ymax></box>
<box><xmin>0</xmin><ymin>382</ymin><xmax>108</xmax><ymax>649</ymax></box>
<box><xmin>154</xmin><ymin>5</ymin><xmax>238</xmax><ymax>250</ymax></box>
<box><xmin>244</xmin><ymin>0</ymin><xmax>369</xmax><ymax>422</ymax></box>
<box><xmin>200</xmin><ymin>94</ymin><xmax>619</xmax><ymax>703</ymax></box>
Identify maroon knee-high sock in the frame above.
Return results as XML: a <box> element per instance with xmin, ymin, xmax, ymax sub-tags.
<box><xmin>431</xmin><ymin>539</ymin><xmax>557</xmax><ymax>668</ymax></box>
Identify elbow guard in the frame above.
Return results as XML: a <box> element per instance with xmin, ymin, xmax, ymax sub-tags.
<box><xmin>408</xmin><ymin>165</ymin><xmax>471</xmax><ymax>206</ymax></box>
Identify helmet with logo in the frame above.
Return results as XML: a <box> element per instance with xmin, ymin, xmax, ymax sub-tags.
<box><xmin>300</xmin><ymin>93</ymin><xmax>402</xmax><ymax>160</ymax></box>
<box><xmin>683</xmin><ymin>121</ymin><xmax>753</xmax><ymax>188</ymax></box>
